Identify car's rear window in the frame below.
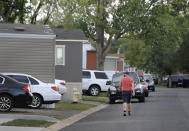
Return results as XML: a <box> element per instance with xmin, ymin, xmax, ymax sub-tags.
<box><xmin>28</xmin><ymin>77</ymin><xmax>39</xmax><ymax>85</ymax></box>
<box><xmin>8</xmin><ymin>75</ymin><xmax>29</xmax><ymax>84</ymax></box>
<box><xmin>144</xmin><ymin>75</ymin><xmax>153</xmax><ymax>81</ymax></box>
<box><xmin>94</xmin><ymin>72</ymin><xmax>108</xmax><ymax>79</ymax></box>
<box><xmin>82</xmin><ymin>71</ymin><xmax>91</xmax><ymax>79</ymax></box>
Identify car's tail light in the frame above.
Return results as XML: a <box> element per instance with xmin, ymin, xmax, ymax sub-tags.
<box><xmin>23</xmin><ymin>86</ymin><xmax>31</xmax><ymax>93</ymax></box>
<box><xmin>51</xmin><ymin>86</ymin><xmax>59</xmax><ymax>92</ymax></box>
<box><xmin>60</xmin><ymin>82</ymin><xmax>66</xmax><ymax>86</ymax></box>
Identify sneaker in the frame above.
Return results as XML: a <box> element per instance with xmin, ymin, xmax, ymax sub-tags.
<box><xmin>128</xmin><ymin>111</ymin><xmax>131</xmax><ymax>116</ymax></box>
<box><xmin>123</xmin><ymin>111</ymin><xmax>126</xmax><ymax>116</ymax></box>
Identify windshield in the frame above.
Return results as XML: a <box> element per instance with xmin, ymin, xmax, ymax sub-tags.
<box><xmin>112</xmin><ymin>73</ymin><xmax>124</xmax><ymax>83</ymax></box>
<box><xmin>112</xmin><ymin>72</ymin><xmax>139</xmax><ymax>84</ymax></box>
<box><xmin>144</xmin><ymin>75</ymin><xmax>153</xmax><ymax>81</ymax></box>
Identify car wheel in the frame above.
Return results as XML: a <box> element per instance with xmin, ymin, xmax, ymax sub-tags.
<box><xmin>152</xmin><ymin>88</ymin><xmax>155</xmax><ymax>92</ymax></box>
<box><xmin>30</xmin><ymin>94</ymin><xmax>42</xmax><ymax>109</ymax></box>
<box><xmin>0</xmin><ymin>95</ymin><xmax>13</xmax><ymax>112</ymax></box>
<box><xmin>88</xmin><ymin>86</ymin><xmax>100</xmax><ymax>96</ymax></box>
<box><xmin>139</xmin><ymin>96</ymin><xmax>145</xmax><ymax>103</ymax></box>
<box><xmin>109</xmin><ymin>97</ymin><xmax>115</xmax><ymax>104</ymax></box>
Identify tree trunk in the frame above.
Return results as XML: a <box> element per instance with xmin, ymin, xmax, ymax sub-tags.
<box><xmin>96</xmin><ymin>0</ymin><xmax>105</xmax><ymax>70</ymax></box>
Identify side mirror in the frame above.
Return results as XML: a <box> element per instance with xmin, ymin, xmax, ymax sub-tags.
<box><xmin>106</xmin><ymin>81</ymin><xmax>112</xmax><ymax>85</ymax></box>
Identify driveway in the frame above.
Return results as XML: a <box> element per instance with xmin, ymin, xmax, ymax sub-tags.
<box><xmin>59</xmin><ymin>88</ymin><xmax>189</xmax><ymax>131</ymax></box>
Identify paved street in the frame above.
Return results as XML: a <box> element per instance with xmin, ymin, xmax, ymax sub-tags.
<box><xmin>60</xmin><ymin>88</ymin><xmax>189</xmax><ymax>131</ymax></box>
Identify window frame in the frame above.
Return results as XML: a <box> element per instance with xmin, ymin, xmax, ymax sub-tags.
<box><xmin>55</xmin><ymin>45</ymin><xmax>65</xmax><ymax>66</ymax></box>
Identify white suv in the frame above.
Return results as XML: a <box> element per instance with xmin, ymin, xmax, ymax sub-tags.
<box><xmin>82</xmin><ymin>70</ymin><xmax>110</xmax><ymax>96</ymax></box>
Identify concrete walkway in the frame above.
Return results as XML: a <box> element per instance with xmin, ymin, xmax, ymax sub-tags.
<box><xmin>0</xmin><ymin>126</ymin><xmax>43</xmax><ymax>131</ymax></box>
<box><xmin>0</xmin><ymin>101</ymin><xmax>108</xmax><ymax>131</ymax></box>
<box><xmin>0</xmin><ymin>114</ymin><xmax>60</xmax><ymax>131</ymax></box>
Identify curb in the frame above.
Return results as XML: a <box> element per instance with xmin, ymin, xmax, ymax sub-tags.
<box><xmin>42</xmin><ymin>104</ymin><xmax>109</xmax><ymax>131</ymax></box>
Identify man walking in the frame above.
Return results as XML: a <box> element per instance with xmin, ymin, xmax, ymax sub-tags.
<box><xmin>120</xmin><ymin>72</ymin><xmax>135</xmax><ymax>116</ymax></box>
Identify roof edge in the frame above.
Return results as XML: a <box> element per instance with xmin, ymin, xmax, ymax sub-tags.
<box><xmin>0</xmin><ymin>33</ymin><xmax>56</xmax><ymax>39</ymax></box>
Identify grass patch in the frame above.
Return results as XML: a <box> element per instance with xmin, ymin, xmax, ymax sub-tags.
<box><xmin>99</xmin><ymin>92</ymin><xmax>108</xmax><ymax>97</ymax></box>
<box><xmin>82</xmin><ymin>95</ymin><xmax>108</xmax><ymax>103</ymax></box>
<box><xmin>156</xmin><ymin>84</ymin><xmax>167</xmax><ymax>88</ymax></box>
<box><xmin>1</xmin><ymin>119</ymin><xmax>55</xmax><ymax>127</ymax></box>
<box><xmin>49</xmin><ymin>115</ymin><xmax>65</xmax><ymax>120</ymax></box>
<box><xmin>55</xmin><ymin>102</ymin><xmax>95</xmax><ymax>111</ymax></box>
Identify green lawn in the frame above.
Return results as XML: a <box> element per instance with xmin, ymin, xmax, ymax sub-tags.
<box><xmin>99</xmin><ymin>92</ymin><xmax>108</xmax><ymax>97</ymax></box>
<box><xmin>1</xmin><ymin>119</ymin><xmax>55</xmax><ymax>127</ymax></box>
<box><xmin>82</xmin><ymin>95</ymin><xmax>108</xmax><ymax>103</ymax></box>
<box><xmin>55</xmin><ymin>102</ymin><xmax>95</xmax><ymax>111</ymax></box>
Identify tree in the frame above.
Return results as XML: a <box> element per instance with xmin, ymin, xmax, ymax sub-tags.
<box><xmin>138</xmin><ymin>3</ymin><xmax>183</xmax><ymax>75</ymax></box>
<box><xmin>27</xmin><ymin>0</ymin><xmax>59</xmax><ymax>24</ymax></box>
<box><xmin>0</xmin><ymin>0</ymin><xmax>28</xmax><ymax>23</ymax></box>
<box><xmin>60</xmin><ymin>0</ymin><xmax>155</xmax><ymax>70</ymax></box>
<box><xmin>110</xmin><ymin>1</ymin><xmax>188</xmax><ymax>75</ymax></box>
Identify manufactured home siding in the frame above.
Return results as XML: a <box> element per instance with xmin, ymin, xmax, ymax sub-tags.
<box><xmin>0</xmin><ymin>37</ymin><xmax>55</xmax><ymax>83</ymax></box>
<box><xmin>55</xmin><ymin>41</ymin><xmax>82</xmax><ymax>82</ymax></box>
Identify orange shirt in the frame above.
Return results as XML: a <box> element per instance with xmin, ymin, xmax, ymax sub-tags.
<box><xmin>120</xmin><ymin>75</ymin><xmax>134</xmax><ymax>91</ymax></box>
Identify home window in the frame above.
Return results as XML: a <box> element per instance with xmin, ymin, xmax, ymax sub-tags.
<box><xmin>56</xmin><ymin>45</ymin><xmax>65</xmax><ymax>65</ymax></box>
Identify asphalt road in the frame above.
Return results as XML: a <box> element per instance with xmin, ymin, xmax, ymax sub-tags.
<box><xmin>59</xmin><ymin>88</ymin><xmax>189</xmax><ymax>131</ymax></box>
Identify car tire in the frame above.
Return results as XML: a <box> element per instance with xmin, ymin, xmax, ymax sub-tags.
<box><xmin>139</xmin><ymin>96</ymin><xmax>145</xmax><ymax>103</ymax></box>
<box><xmin>0</xmin><ymin>95</ymin><xmax>13</xmax><ymax>112</ymax></box>
<box><xmin>88</xmin><ymin>85</ymin><xmax>100</xmax><ymax>96</ymax></box>
<box><xmin>30</xmin><ymin>94</ymin><xmax>42</xmax><ymax>109</ymax></box>
<box><xmin>109</xmin><ymin>97</ymin><xmax>115</xmax><ymax>104</ymax></box>
<box><xmin>152</xmin><ymin>88</ymin><xmax>155</xmax><ymax>92</ymax></box>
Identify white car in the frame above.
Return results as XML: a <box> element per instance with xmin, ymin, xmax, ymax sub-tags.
<box><xmin>82</xmin><ymin>70</ymin><xmax>111</xmax><ymax>96</ymax></box>
<box><xmin>2</xmin><ymin>73</ymin><xmax>61</xmax><ymax>108</ymax></box>
<box><xmin>55</xmin><ymin>79</ymin><xmax>67</xmax><ymax>95</ymax></box>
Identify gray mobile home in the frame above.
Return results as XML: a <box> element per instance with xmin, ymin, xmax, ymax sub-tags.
<box><xmin>0</xmin><ymin>24</ymin><xmax>56</xmax><ymax>83</ymax></box>
<box><xmin>53</xmin><ymin>28</ymin><xmax>88</xmax><ymax>102</ymax></box>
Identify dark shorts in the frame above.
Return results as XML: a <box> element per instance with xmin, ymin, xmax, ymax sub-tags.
<box><xmin>122</xmin><ymin>91</ymin><xmax>132</xmax><ymax>103</ymax></box>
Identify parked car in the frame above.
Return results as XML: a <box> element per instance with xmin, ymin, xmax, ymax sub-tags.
<box><xmin>143</xmin><ymin>74</ymin><xmax>155</xmax><ymax>91</ymax></box>
<box><xmin>139</xmin><ymin>76</ymin><xmax>149</xmax><ymax>97</ymax></box>
<box><xmin>2</xmin><ymin>73</ymin><xmax>61</xmax><ymax>109</ymax></box>
<box><xmin>55</xmin><ymin>79</ymin><xmax>67</xmax><ymax>95</ymax></box>
<box><xmin>0</xmin><ymin>74</ymin><xmax>33</xmax><ymax>112</ymax></box>
<box><xmin>108</xmin><ymin>72</ymin><xmax>146</xmax><ymax>104</ymax></box>
<box><xmin>167</xmin><ymin>74</ymin><xmax>189</xmax><ymax>88</ymax></box>
<box><xmin>82</xmin><ymin>70</ymin><xmax>111</xmax><ymax>96</ymax></box>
